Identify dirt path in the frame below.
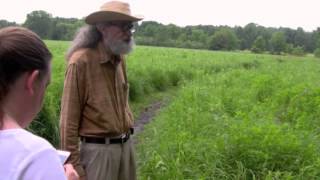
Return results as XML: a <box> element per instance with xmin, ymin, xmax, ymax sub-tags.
<box><xmin>133</xmin><ymin>101</ymin><xmax>164</xmax><ymax>135</ymax></box>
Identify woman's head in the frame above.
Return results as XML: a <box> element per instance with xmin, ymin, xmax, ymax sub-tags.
<box><xmin>0</xmin><ymin>27</ymin><xmax>52</xmax><ymax>128</ymax></box>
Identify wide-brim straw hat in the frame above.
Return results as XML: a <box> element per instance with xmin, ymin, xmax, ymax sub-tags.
<box><xmin>85</xmin><ymin>1</ymin><xmax>143</xmax><ymax>25</ymax></box>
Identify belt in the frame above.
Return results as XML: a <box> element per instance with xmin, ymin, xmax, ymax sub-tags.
<box><xmin>81</xmin><ymin>128</ymin><xmax>134</xmax><ymax>144</ymax></box>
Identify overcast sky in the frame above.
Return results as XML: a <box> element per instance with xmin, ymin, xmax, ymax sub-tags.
<box><xmin>0</xmin><ymin>0</ymin><xmax>319</xmax><ymax>32</ymax></box>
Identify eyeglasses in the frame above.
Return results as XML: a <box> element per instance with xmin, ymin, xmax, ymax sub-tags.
<box><xmin>106</xmin><ymin>21</ymin><xmax>134</xmax><ymax>32</ymax></box>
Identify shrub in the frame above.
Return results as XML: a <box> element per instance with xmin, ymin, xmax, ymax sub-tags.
<box><xmin>291</xmin><ymin>46</ymin><xmax>306</xmax><ymax>56</ymax></box>
<box><xmin>314</xmin><ymin>48</ymin><xmax>320</xmax><ymax>58</ymax></box>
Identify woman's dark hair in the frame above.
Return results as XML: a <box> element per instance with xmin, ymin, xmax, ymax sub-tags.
<box><xmin>0</xmin><ymin>26</ymin><xmax>52</xmax><ymax>128</ymax></box>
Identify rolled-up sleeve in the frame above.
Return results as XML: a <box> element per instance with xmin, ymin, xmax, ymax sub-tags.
<box><xmin>60</xmin><ymin>62</ymin><xmax>86</xmax><ymax>177</ymax></box>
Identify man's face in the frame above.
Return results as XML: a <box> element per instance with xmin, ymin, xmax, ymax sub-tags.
<box><xmin>99</xmin><ymin>21</ymin><xmax>135</xmax><ymax>55</ymax></box>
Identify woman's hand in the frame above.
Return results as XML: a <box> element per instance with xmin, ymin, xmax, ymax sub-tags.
<box><xmin>64</xmin><ymin>163</ymin><xmax>79</xmax><ymax>180</ymax></box>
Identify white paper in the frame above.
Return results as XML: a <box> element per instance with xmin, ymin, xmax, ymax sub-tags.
<box><xmin>57</xmin><ymin>150</ymin><xmax>71</xmax><ymax>164</ymax></box>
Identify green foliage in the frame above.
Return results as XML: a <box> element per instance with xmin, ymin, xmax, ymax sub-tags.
<box><xmin>134</xmin><ymin>21</ymin><xmax>319</xmax><ymax>53</ymax></box>
<box><xmin>24</xmin><ymin>10</ymin><xmax>53</xmax><ymax>39</ymax></box>
<box><xmin>31</xmin><ymin>43</ymin><xmax>202</xmax><ymax>146</ymax></box>
<box><xmin>3</xmin><ymin>12</ymin><xmax>319</xmax><ymax>53</ymax></box>
<box><xmin>285</xmin><ymin>43</ymin><xmax>294</xmax><ymax>54</ymax></box>
<box><xmin>317</xmin><ymin>38</ymin><xmax>320</xmax><ymax>49</ymax></box>
<box><xmin>28</xmin><ymin>96</ymin><xmax>60</xmax><ymax>146</ymax></box>
<box><xmin>291</xmin><ymin>46</ymin><xmax>306</xmax><ymax>56</ymax></box>
<box><xmin>251</xmin><ymin>36</ymin><xmax>267</xmax><ymax>53</ymax></box>
<box><xmin>314</xmin><ymin>33</ymin><xmax>320</xmax><ymax>57</ymax></box>
<box><xmin>135</xmin><ymin>22</ymin><xmax>209</xmax><ymax>49</ymax></box>
<box><xmin>137</xmin><ymin>51</ymin><xmax>320</xmax><ymax>179</ymax></box>
<box><xmin>314</xmin><ymin>48</ymin><xmax>320</xmax><ymax>58</ymax></box>
<box><xmin>241</xmin><ymin>23</ymin><xmax>261</xmax><ymax>50</ymax></box>
<box><xmin>51</xmin><ymin>18</ymin><xmax>84</xmax><ymax>40</ymax></box>
<box><xmin>220</xmin><ymin>123</ymin><xmax>318</xmax><ymax>178</ymax></box>
<box><xmin>209</xmin><ymin>28</ymin><xmax>239</xmax><ymax>50</ymax></box>
<box><xmin>21</xmin><ymin>10</ymin><xmax>84</xmax><ymax>40</ymax></box>
<box><xmin>29</xmin><ymin>41</ymin><xmax>320</xmax><ymax>179</ymax></box>
<box><xmin>28</xmin><ymin>40</ymin><xmax>69</xmax><ymax>146</ymax></box>
<box><xmin>126</xmin><ymin>47</ymin><xmax>200</xmax><ymax>102</ymax></box>
<box><xmin>0</xmin><ymin>19</ymin><xmax>17</xmax><ymax>28</ymax></box>
<box><xmin>270</xmin><ymin>32</ymin><xmax>287</xmax><ymax>54</ymax></box>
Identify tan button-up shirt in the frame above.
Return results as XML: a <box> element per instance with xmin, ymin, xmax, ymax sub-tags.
<box><xmin>60</xmin><ymin>42</ymin><xmax>134</xmax><ymax>176</ymax></box>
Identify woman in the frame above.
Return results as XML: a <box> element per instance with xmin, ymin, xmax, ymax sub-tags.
<box><xmin>0</xmin><ymin>27</ymin><xmax>78</xmax><ymax>180</ymax></box>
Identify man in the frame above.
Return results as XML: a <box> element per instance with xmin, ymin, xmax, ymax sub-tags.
<box><xmin>60</xmin><ymin>1</ymin><xmax>143</xmax><ymax>180</ymax></box>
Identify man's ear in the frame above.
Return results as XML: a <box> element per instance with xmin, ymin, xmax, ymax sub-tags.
<box><xmin>26</xmin><ymin>70</ymin><xmax>40</xmax><ymax>96</ymax></box>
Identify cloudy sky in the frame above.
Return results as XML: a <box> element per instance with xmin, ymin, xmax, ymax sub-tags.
<box><xmin>0</xmin><ymin>0</ymin><xmax>319</xmax><ymax>31</ymax></box>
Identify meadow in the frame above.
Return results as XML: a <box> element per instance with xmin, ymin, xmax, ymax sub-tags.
<box><xmin>31</xmin><ymin>40</ymin><xmax>320</xmax><ymax>179</ymax></box>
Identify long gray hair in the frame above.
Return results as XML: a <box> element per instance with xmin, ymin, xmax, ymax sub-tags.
<box><xmin>66</xmin><ymin>25</ymin><xmax>102</xmax><ymax>60</ymax></box>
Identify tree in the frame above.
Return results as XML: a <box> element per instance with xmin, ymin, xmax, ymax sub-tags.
<box><xmin>51</xmin><ymin>17</ymin><xmax>84</xmax><ymax>40</ymax></box>
<box><xmin>251</xmin><ymin>36</ymin><xmax>267</xmax><ymax>53</ymax></box>
<box><xmin>242</xmin><ymin>23</ymin><xmax>259</xmax><ymax>49</ymax></box>
<box><xmin>291</xmin><ymin>46</ymin><xmax>306</xmax><ymax>56</ymax></box>
<box><xmin>293</xmin><ymin>28</ymin><xmax>307</xmax><ymax>47</ymax></box>
<box><xmin>316</xmin><ymin>36</ymin><xmax>320</xmax><ymax>49</ymax></box>
<box><xmin>0</xmin><ymin>20</ymin><xmax>17</xmax><ymax>28</ymax></box>
<box><xmin>270</xmin><ymin>32</ymin><xmax>287</xmax><ymax>54</ymax></box>
<box><xmin>0</xmin><ymin>13</ymin><xmax>311</xmax><ymax>52</ymax></box>
<box><xmin>51</xmin><ymin>22</ymin><xmax>71</xmax><ymax>40</ymax></box>
<box><xmin>286</xmin><ymin>43</ymin><xmax>294</xmax><ymax>54</ymax></box>
<box><xmin>315</xmin><ymin>48</ymin><xmax>320</xmax><ymax>58</ymax></box>
<box><xmin>24</xmin><ymin>10</ymin><xmax>52</xmax><ymax>38</ymax></box>
<box><xmin>209</xmin><ymin>28</ymin><xmax>239</xmax><ymax>50</ymax></box>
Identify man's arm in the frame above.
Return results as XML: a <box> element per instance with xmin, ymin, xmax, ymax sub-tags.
<box><xmin>60</xmin><ymin>63</ymin><xmax>87</xmax><ymax>177</ymax></box>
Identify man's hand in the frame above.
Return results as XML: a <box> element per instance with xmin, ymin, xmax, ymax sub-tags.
<box><xmin>64</xmin><ymin>164</ymin><xmax>79</xmax><ymax>180</ymax></box>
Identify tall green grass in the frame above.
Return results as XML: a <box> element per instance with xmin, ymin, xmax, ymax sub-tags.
<box><xmin>28</xmin><ymin>41</ymin><xmax>320</xmax><ymax>179</ymax></box>
<box><xmin>137</xmin><ymin>55</ymin><xmax>320</xmax><ymax>179</ymax></box>
<box><xmin>31</xmin><ymin>42</ymin><xmax>228</xmax><ymax>146</ymax></box>
<box><xmin>28</xmin><ymin>40</ymin><xmax>70</xmax><ymax>146</ymax></box>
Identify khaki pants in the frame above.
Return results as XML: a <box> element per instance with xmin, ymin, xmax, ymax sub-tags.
<box><xmin>80</xmin><ymin>138</ymin><xmax>136</xmax><ymax>180</ymax></box>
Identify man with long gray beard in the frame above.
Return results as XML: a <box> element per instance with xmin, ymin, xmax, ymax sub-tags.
<box><xmin>59</xmin><ymin>1</ymin><xmax>143</xmax><ymax>180</ymax></box>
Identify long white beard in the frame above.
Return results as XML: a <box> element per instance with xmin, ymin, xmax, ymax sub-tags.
<box><xmin>108</xmin><ymin>37</ymin><xmax>135</xmax><ymax>55</ymax></box>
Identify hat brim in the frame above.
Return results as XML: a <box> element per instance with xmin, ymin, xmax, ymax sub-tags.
<box><xmin>85</xmin><ymin>11</ymin><xmax>143</xmax><ymax>25</ymax></box>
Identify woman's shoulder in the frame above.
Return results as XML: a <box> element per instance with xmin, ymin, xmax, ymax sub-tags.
<box><xmin>0</xmin><ymin>129</ymin><xmax>65</xmax><ymax>179</ymax></box>
<box><xmin>8</xmin><ymin>129</ymin><xmax>54</xmax><ymax>151</ymax></box>
<box><xmin>0</xmin><ymin>128</ymin><xmax>56</xmax><ymax>159</ymax></box>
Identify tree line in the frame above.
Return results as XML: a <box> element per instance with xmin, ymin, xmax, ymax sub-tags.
<box><xmin>135</xmin><ymin>21</ymin><xmax>320</xmax><ymax>56</ymax></box>
<box><xmin>1</xmin><ymin>10</ymin><xmax>320</xmax><ymax>57</ymax></box>
<box><xmin>1</xmin><ymin>11</ymin><xmax>84</xmax><ymax>40</ymax></box>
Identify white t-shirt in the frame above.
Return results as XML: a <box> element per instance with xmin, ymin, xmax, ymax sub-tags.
<box><xmin>0</xmin><ymin>128</ymin><xmax>66</xmax><ymax>180</ymax></box>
